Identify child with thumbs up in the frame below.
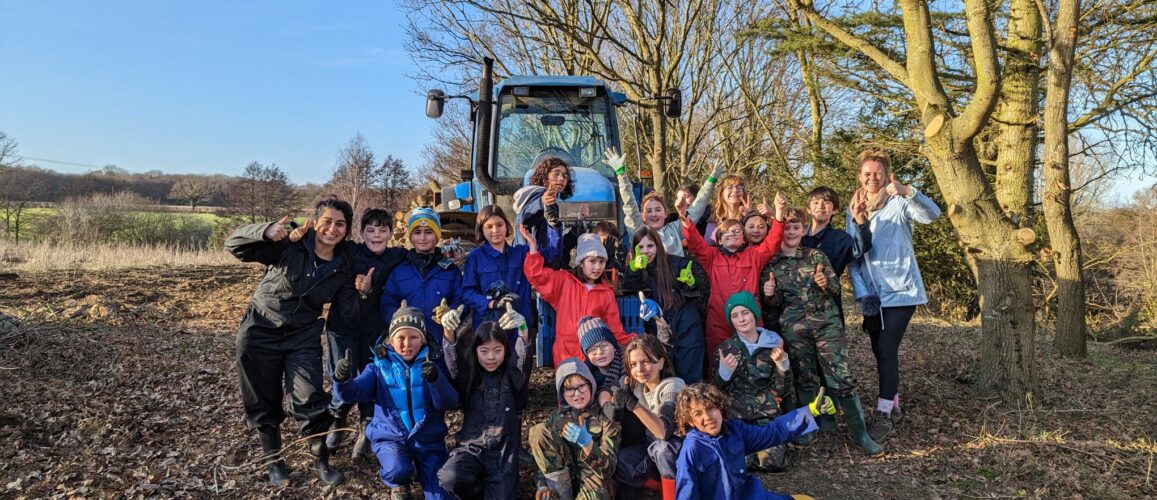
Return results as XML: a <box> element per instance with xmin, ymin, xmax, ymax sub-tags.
<box><xmin>761</xmin><ymin>208</ymin><xmax>883</xmax><ymax>457</ymax></box>
<box><xmin>333</xmin><ymin>303</ymin><xmax>459</xmax><ymax>499</ymax></box>
<box><xmin>437</xmin><ymin>305</ymin><xmax>534</xmax><ymax>500</ymax></box>
<box><xmin>674</xmin><ymin>383</ymin><xmax>831</xmax><ymax>500</ymax></box>
<box><xmin>381</xmin><ymin>207</ymin><xmax>464</xmax><ymax>348</ymax></box>
<box><xmin>323</xmin><ymin>208</ymin><xmax>410</xmax><ymax>459</ymax></box>
<box><xmin>620</xmin><ymin>226</ymin><xmax>708</xmax><ymax>383</ymax></box>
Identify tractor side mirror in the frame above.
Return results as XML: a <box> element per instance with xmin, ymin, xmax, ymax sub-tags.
<box><xmin>426</xmin><ymin>89</ymin><xmax>446</xmax><ymax>119</ymax></box>
<box><xmin>663</xmin><ymin>88</ymin><xmax>682</xmax><ymax>118</ymax></box>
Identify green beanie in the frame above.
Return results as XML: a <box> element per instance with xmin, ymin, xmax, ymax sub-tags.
<box><xmin>725</xmin><ymin>291</ymin><xmax>761</xmax><ymax>326</ymax></box>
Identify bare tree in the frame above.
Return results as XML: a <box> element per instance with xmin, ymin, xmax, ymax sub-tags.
<box><xmin>0</xmin><ymin>133</ymin><xmax>38</xmax><ymax>244</ymax></box>
<box><xmin>378</xmin><ymin>155</ymin><xmax>418</xmax><ymax>217</ymax></box>
<box><xmin>327</xmin><ymin>134</ymin><xmax>379</xmax><ymax>225</ymax></box>
<box><xmin>225</xmin><ymin>162</ymin><xmax>296</xmax><ymax>223</ymax></box>
<box><xmin>168</xmin><ymin>178</ymin><xmax>219</xmax><ymax>211</ymax></box>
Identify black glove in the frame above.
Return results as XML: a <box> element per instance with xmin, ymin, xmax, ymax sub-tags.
<box><xmin>611</xmin><ymin>386</ymin><xmax>638</xmax><ymax>412</ymax></box>
<box><xmin>421</xmin><ymin>360</ymin><xmax>439</xmax><ymax>382</ymax></box>
<box><xmin>334</xmin><ymin>348</ymin><xmax>353</xmax><ymax>382</ymax></box>
<box><xmin>494</xmin><ymin>292</ymin><xmax>519</xmax><ymax>309</ymax></box>
<box><xmin>602</xmin><ymin>399</ymin><xmax>623</xmax><ymax>421</ymax></box>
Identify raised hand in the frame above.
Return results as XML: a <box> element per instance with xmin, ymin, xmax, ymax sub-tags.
<box><xmin>264</xmin><ymin>215</ymin><xmax>291</xmax><ymax>241</ymax></box>
<box><xmin>774</xmin><ymin>192</ymin><xmax>788</xmax><ymax>221</ymax></box>
<box><xmin>289</xmin><ymin>218</ymin><xmax>312</xmax><ymax>242</ymax></box>
<box><xmin>333</xmin><ymin>348</ymin><xmax>354</xmax><ymax>382</ymax></box>
<box><xmin>355</xmin><ymin>267</ymin><xmax>376</xmax><ymax>295</ymax></box>
<box><xmin>676</xmin><ymin>260</ymin><xmax>696</xmax><ymax>287</ymax></box>
<box><xmin>852</xmin><ymin>199</ymin><xmax>869</xmax><ymax>225</ymax></box>
<box><xmin>604</xmin><ymin>147</ymin><xmax>627</xmax><ymax>175</ymax></box>
<box><xmin>611</xmin><ymin>386</ymin><xmax>639</xmax><ymax>412</ymax></box>
<box><xmin>763</xmin><ymin>271</ymin><xmax>777</xmax><ymax>297</ymax></box>
<box><xmin>813</xmin><ymin>263</ymin><xmax>828</xmax><ymax>289</ymax></box>
<box><xmin>578</xmin><ymin>203</ymin><xmax>590</xmax><ymax>221</ymax></box>
<box><xmin>433</xmin><ymin>298</ymin><xmax>451</xmax><ymax>324</ymax></box>
<box><xmin>756</xmin><ymin>197</ymin><xmax>772</xmax><ymax>217</ymax></box>
<box><xmin>440</xmin><ymin>304</ymin><xmax>465</xmax><ymax>332</ymax></box>
<box><xmin>808</xmin><ymin>386</ymin><xmax>836</xmax><ymax>417</ymax></box>
<box><xmin>421</xmin><ymin>360</ymin><xmax>439</xmax><ymax>382</ymax></box>
<box><xmin>498</xmin><ymin>302</ymin><xmax>527</xmax><ymax>332</ymax></box>
<box><xmin>740</xmin><ymin>192</ymin><xmax>752</xmax><ymax>211</ymax></box>
<box><xmin>518</xmin><ymin>224</ymin><xmax>538</xmax><ymax>253</ymax></box>
<box><xmin>718</xmin><ymin>348</ymin><xmax>739</xmax><ymax>373</ymax></box>
<box><xmin>885</xmin><ymin>173</ymin><xmax>911</xmax><ymax>197</ymax></box>
<box><xmin>561</xmin><ymin>420</ymin><xmax>594</xmax><ymax>448</ymax></box>
<box><xmin>628</xmin><ymin>246</ymin><xmax>648</xmax><ymax>272</ymax></box>
<box><xmin>639</xmin><ymin>294</ymin><xmax>663</xmax><ymax>321</ymax></box>
<box><xmin>542</xmin><ymin>186</ymin><xmax>558</xmax><ymax>207</ymax></box>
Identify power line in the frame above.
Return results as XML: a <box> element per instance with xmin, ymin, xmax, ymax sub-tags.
<box><xmin>23</xmin><ymin>156</ymin><xmax>107</xmax><ymax>169</ymax></box>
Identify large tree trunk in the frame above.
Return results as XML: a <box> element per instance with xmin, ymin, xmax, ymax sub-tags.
<box><xmin>650</xmin><ymin>107</ymin><xmax>669</xmax><ymax>194</ymax></box>
<box><xmin>992</xmin><ymin>0</ymin><xmax>1041</xmax><ymax>227</ymax></box>
<box><xmin>925</xmin><ymin>140</ymin><xmax>1038</xmax><ymax>405</ymax></box>
<box><xmin>1044</xmin><ymin>0</ymin><xmax>1088</xmax><ymax>357</ymax></box>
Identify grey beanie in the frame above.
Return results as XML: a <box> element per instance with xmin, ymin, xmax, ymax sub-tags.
<box><xmin>574</xmin><ymin>233</ymin><xmax>608</xmax><ymax>267</ymax></box>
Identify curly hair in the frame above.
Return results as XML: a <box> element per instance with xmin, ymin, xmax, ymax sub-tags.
<box><xmin>528</xmin><ymin>157</ymin><xmax>575</xmax><ymax>200</ymax></box>
<box><xmin>783</xmin><ymin>207</ymin><xmax>806</xmax><ymax>225</ymax></box>
<box><xmin>675</xmin><ymin>383</ymin><xmax>731</xmax><ymax>436</ymax></box>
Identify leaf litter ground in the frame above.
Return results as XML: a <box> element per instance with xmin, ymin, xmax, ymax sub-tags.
<box><xmin>0</xmin><ymin>265</ymin><xmax>1154</xmax><ymax>499</ymax></box>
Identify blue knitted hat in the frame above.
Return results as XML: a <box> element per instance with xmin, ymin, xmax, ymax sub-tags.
<box><xmin>406</xmin><ymin>207</ymin><xmax>442</xmax><ymax>241</ymax></box>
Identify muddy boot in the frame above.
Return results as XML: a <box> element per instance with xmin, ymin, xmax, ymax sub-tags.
<box><xmin>308</xmin><ymin>437</ymin><xmax>344</xmax><ymax>485</ymax></box>
<box><xmin>326</xmin><ymin>410</ymin><xmax>350</xmax><ymax>451</ymax></box>
<box><xmin>819</xmin><ymin>413</ymin><xmax>837</xmax><ymax>433</ymax></box>
<box><xmin>757</xmin><ymin>444</ymin><xmax>789</xmax><ymax>473</ymax></box>
<box><xmin>891</xmin><ymin>404</ymin><xmax>904</xmax><ymax>425</ymax></box>
<box><xmin>390</xmin><ymin>484</ymin><xmax>413</xmax><ymax>500</ymax></box>
<box><xmin>838</xmin><ymin>396</ymin><xmax>885</xmax><ymax>457</ymax></box>
<box><xmin>257</xmin><ymin>426</ymin><xmax>290</xmax><ymax>486</ymax></box>
<box><xmin>542</xmin><ymin>468</ymin><xmax>573</xmax><ymax>500</ymax></box>
<box><xmin>793</xmin><ymin>389</ymin><xmax>819</xmax><ymax>447</ymax></box>
<box><xmin>351</xmin><ymin>417</ymin><xmax>374</xmax><ymax>461</ymax></box>
<box><xmin>868</xmin><ymin>408</ymin><xmax>895</xmax><ymax>443</ymax></box>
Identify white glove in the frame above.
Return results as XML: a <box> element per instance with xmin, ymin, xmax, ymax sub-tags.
<box><xmin>604</xmin><ymin>147</ymin><xmax>627</xmax><ymax>174</ymax></box>
<box><xmin>498</xmin><ymin>303</ymin><xmax>527</xmax><ymax>331</ymax></box>
<box><xmin>440</xmin><ymin>305</ymin><xmax>464</xmax><ymax>332</ymax></box>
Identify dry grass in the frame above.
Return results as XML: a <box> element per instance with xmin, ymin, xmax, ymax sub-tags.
<box><xmin>0</xmin><ymin>241</ymin><xmax>236</xmax><ymax>272</ymax></box>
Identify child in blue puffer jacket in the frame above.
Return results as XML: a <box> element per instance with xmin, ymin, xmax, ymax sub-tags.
<box><xmin>334</xmin><ymin>302</ymin><xmax>459</xmax><ymax>499</ymax></box>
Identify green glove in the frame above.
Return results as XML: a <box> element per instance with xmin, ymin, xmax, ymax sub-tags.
<box><xmin>628</xmin><ymin>246</ymin><xmax>648</xmax><ymax>271</ymax></box>
<box><xmin>676</xmin><ymin>260</ymin><xmax>696</xmax><ymax>287</ymax></box>
<box><xmin>808</xmin><ymin>387</ymin><xmax>836</xmax><ymax>417</ymax></box>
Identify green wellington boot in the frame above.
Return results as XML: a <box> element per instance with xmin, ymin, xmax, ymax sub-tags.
<box><xmin>838</xmin><ymin>395</ymin><xmax>885</xmax><ymax>457</ymax></box>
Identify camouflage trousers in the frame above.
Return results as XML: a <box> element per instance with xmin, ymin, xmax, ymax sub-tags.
<box><xmin>782</xmin><ymin>317</ymin><xmax>857</xmax><ymax>398</ymax></box>
<box><xmin>528</xmin><ymin>421</ymin><xmax>618</xmax><ymax>500</ymax></box>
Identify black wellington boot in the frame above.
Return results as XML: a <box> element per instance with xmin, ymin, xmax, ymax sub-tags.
<box><xmin>351</xmin><ymin>417</ymin><xmax>374</xmax><ymax>461</ymax></box>
<box><xmin>326</xmin><ymin>410</ymin><xmax>350</xmax><ymax>451</ymax></box>
<box><xmin>257</xmin><ymin>426</ymin><xmax>290</xmax><ymax>486</ymax></box>
<box><xmin>309</xmin><ymin>437</ymin><xmax>345</xmax><ymax>485</ymax></box>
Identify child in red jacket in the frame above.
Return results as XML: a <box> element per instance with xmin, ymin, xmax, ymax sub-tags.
<box><xmin>683</xmin><ymin>193</ymin><xmax>787</xmax><ymax>358</ymax></box>
<box><xmin>520</xmin><ymin>224</ymin><xmax>634</xmax><ymax>368</ymax></box>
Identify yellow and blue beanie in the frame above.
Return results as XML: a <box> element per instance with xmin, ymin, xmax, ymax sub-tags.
<box><xmin>406</xmin><ymin>207</ymin><xmax>442</xmax><ymax>240</ymax></box>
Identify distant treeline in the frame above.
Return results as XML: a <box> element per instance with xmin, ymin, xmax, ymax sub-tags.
<box><xmin>2</xmin><ymin>165</ymin><xmax>238</xmax><ymax>206</ymax></box>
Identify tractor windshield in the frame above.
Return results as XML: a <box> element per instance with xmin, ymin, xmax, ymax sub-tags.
<box><xmin>494</xmin><ymin>88</ymin><xmax>616</xmax><ymax>180</ymax></box>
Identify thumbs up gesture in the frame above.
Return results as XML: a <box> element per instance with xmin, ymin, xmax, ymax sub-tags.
<box><xmin>756</xmin><ymin>197</ymin><xmax>772</xmax><ymax>217</ymax></box>
<box><xmin>439</xmin><ymin>302</ymin><xmax>465</xmax><ymax>332</ymax></box>
<box><xmin>433</xmin><ymin>298</ymin><xmax>451</xmax><ymax>323</ymax></box>
<box><xmin>763</xmin><ymin>270</ymin><xmax>777</xmax><ymax>297</ymax></box>
<box><xmin>499</xmin><ymin>302</ymin><xmax>527</xmax><ymax>332</ymax></box>
<box><xmin>264</xmin><ymin>215</ymin><xmax>291</xmax><ymax>241</ymax></box>
<box><xmin>628</xmin><ymin>245</ymin><xmax>648</xmax><ymax>272</ymax></box>
<box><xmin>813</xmin><ymin>263</ymin><xmax>828</xmax><ymax>289</ymax></box>
<box><xmin>333</xmin><ymin>348</ymin><xmax>354</xmax><ymax>382</ymax></box>
<box><xmin>676</xmin><ymin>260</ymin><xmax>696</xmax><ymax>287</ymax></box>
<box><xmin>774</xmin><ymin>192</ymin><xmax>788</xmax><ymax>221</ymax></box>
<box><xmin>808</xmin><ymin>386</ymin><xmax>836</xmax><ymax>417</ymax></box>
<box><xmin>885</xmin><ymin>173</ymin><xmax>911</xmax><ymax>197</ymax></box>
<box><xmin>355</xmin><ymin>267</ymin><xmax>376</xmax><ymax>295</ymax></box>
<box><xmin>288</xmin><ymin>218</ymin><xmax>312</xmax><ymax>243</ymax></box>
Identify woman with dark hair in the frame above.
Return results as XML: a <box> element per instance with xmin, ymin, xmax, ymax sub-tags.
<box><xmin>225</xmin><ymin>196</ymin><xmax>355</xmax><ymax>486</ymax></box>
<box><xmin>620</xmin><ymin>226</ymin><xmax>708</xmax><ymax>383</ymax></box>
<box><xmin>513</xmin><ymin>156</ymin><xmax>575</xmax><ymax>269</ymax></box>
<box><xmin>437</xmin><ymin>310</ymin><xmax>533</xmax><ymax>500</ymax></box>
<box><xmin>460</xmin><ymin>205</ymin><xmax>533</xmax><ymax>338</ymax></box>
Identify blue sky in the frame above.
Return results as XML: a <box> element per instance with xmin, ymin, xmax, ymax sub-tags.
<box><xmin>0</xmin><ymin>1</ymin><xmax>433</xmax><ymax>185</ymax></box>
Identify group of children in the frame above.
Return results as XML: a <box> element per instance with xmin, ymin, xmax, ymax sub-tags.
<box><xmin>230</xmin><ymin>147</ymin><xmax>940</xmax><ymax>499</ymax></box>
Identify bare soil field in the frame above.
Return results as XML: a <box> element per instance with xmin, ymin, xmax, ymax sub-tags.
<box><xmin>0</xmin><ymin>265</ymin><xmax>1154</xmax><ymax>499</ymax></box>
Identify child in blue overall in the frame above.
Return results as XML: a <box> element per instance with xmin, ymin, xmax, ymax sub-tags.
<box><xmin>333</xmin><ymin>302</ymin><xmax>459</xmax><ymax>499</ymax></box>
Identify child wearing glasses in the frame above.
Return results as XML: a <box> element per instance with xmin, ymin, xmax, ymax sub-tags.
<box><xmin>529</xmin><ymin>358</ymin><xmax>622</xmax><ymax>500</ymax></box>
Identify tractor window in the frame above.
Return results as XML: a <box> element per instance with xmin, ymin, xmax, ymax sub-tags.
<box><xmin>494</xmin><ymin>88</ymin><xmax>616</xmax><ymax>180</ymax></box>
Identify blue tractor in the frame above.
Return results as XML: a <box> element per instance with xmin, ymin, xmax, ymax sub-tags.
<box><xmin>426</xmin><ymin>57</ymin><xmax>681</xmax><ymax>366</ymax></box>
